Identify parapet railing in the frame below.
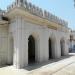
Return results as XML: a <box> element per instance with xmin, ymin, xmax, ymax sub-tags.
<box><xmin>7</xmin><ymin>0</ymin><xmax>68</xmax><ymax>27</ymax></box>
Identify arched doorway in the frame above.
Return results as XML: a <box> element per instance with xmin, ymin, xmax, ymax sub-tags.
<box><xmin>49</xmin><ymin>38</ymin><xmax>52</xmax><ymax>59</ymax></box>
<box><xmin>60</xmin><ymin>39</ymin><xmax>65</xmax><ymax>56</ymax></box>
<box><xmin>28</xmin><ymin>35</ymin><xmax>35</xmax><ymax>64</ymax></box>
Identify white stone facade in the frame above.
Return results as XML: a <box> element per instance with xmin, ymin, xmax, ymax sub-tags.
<box><xmin>0</xmin><ymin>0</ymin><xmax>69</xmax><ymax>69</ymax></box>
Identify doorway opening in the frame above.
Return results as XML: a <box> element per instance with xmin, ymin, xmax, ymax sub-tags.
<box><xmin>60</xmin><ymin>39</ymin><xmax>65</xmax><ymax>56</ymax></box>
<box><xmin>49</xmin><ymin>38</ymin><xmax>52</xmax><ymax>59</ymax></box>
<box><xmin>28</xmin><ymin>35</ymin><xmax>35</xmax><ymax>64</ymax></box>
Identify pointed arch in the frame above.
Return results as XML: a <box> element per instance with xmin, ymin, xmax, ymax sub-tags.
<box><xmin>28</xmin><ymin>32</ymin><xmax>40</xmax><ymax>64</ymax></box>
<box><xmin>48</xmin><ymin>35</ymin><xmax>56</xmax><ymax>59</ymax></box>
<box><xmin>28</xmin><ymin>35</ymin><xmax>35</xmax><ymax>64</ymax></box>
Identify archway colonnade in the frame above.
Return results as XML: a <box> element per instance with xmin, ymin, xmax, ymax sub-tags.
<box><xmin>8</xmin><ymin>31</ymin><xmax>68</xmax><ymax>69</ymax></box>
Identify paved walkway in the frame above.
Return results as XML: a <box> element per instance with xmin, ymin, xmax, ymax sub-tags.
<box><xmin>0</xmin><ymin>53</ymin><xmax>75</xmax><ymax>75</ymax></box>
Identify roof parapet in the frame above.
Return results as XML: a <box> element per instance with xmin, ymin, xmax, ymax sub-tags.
<box><xmin>0</xmin><ymin>9</ymin><xmax>9</xmax><ymax>22</ymax></box>
<box><xmin>0</xmin><ymin>9</ymin><xmax>5</xmax><ymax>16</ymax></box>
<box><xmin>7</xmin><ymin>0</ymin><xmax>68</xmax><ymax>27</ymax></box>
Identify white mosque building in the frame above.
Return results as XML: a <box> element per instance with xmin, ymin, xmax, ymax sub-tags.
<box><xmin>0</xmin><ymin>0</ymin><xmax>69</xmax><ymax>68</ymax></box>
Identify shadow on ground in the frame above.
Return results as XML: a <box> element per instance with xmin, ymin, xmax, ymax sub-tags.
<box><xmin>24</xmin><ymin>53</ymin><xmax>74</xmax><ymax>71</ymax></box>
<box><xmin>0</xmin><ymin>53</ymin><xmax>74</xmax><ymax>72</ymax></box>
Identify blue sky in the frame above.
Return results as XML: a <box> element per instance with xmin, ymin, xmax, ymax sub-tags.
<box><xmin>0</xmin><ymin>0</ymin><xmax>75</xmax><ymax>30</ymax></box>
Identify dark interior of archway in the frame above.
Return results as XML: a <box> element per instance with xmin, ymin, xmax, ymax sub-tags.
<box><xmin>60</xmin><ymin>40</ymin><xmax>64</xmax><ymax>56</ymax></box>
<box><xmin>49</xmin><ymin>38</ymin><xmax>52</xmax><ymax>59</ymax></box>
<box><xmin>28</xmin><ymin>35</ymin><xmax>35</xmax><ymax>64</ymax></box>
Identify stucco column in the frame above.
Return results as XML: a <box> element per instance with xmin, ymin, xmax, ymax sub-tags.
<box><xmin>22</xmin><ymin>33</ymin><xmax>28</xmax><ymax>67</ymax></box>
<box><xmin>36</xmin><ymin>36</ymin><xmax>45</xmax><ymax>62</ymax></box>
<box><xmin>53</xmin><ymin>38</ymin><xmax>61</xmax><ymax>58</ymax></box>
<box><xmin>13</xmin><ymin>29</ymin><xmax>28</xmax><ymax>68</ymax></box>
<box><xmin>38</xmin><ymin>30</ymin><xmax>49</xmax><ymax>62</ymax></box>
<box><xmin>7</xmin><ymin>33</ymin><xmax>13</xmax><ymax>65</ymax></box>
<box><xmin>13</xmin><ymin>29</ymin><xmax>21</xmax><ymax>68</ymax></box>
<box><xmin>64</xmin><ymin>40</ymin><xmax>69</xmax><ymax>55</ymax></box>
<box><xmin>12</xmin><ymin>17</ymin><xmax>27</xmax><ymax>68</ymax></box>
<box><xmin>43</xmin><ymin>36</ymin><xmax>49</xmax><ymax>61</ymax></box>
<box><xmin>35</xmin><ymin>37</ymin><xmax>41</xmax><ymax>63</ymax></box>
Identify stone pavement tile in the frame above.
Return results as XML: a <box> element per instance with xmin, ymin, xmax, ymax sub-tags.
<box><xmin>52</xmin><ymin>63</ymin><xmax>75</xmax><ymax>75</ymax></box>
<box><xmin>27</xmin><ymin>56</ymin><xmax>75</xmax><ymax>75</ymax></box>
<box><xmin>0</xmin><ymin>66</ymin><xmax>28</xmax><ymax>75</ymax></box>
<box><xmin>0</xmin><ymin>54</ymin><xmax>75</xmax><ymax>75</ymax></box>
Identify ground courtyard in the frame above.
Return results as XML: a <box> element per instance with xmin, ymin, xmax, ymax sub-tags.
<box><xmin>0</xmin><ymin>53</ymin><xmax>75</xmax><ymax>75</ymax></box>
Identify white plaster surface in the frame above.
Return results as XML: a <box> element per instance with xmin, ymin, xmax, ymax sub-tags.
<box><xmin>0</xmin><ymin>16</ymin><xmax>69</xmax><ymax>68</ymax></box>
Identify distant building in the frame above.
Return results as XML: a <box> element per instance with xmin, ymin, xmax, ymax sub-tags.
<box><xmin>0</xmin><ymin>0</ymin><xmax>69</xmax><ymax>69</ymax></box>
<box><xmin>69</xmin><ymin>30</ymin><xmax>75</xmax><ymax>52</ymax></box>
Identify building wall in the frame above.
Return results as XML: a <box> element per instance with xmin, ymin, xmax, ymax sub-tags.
<box><xmin>0</xmin><ymin>25</ymin><xmax>9</xmax><ymax>65</ymax></box>
<box><xmin>8</xmin><ymin>16</ymin><xmax>69</xmax><ymax>68</ymax></box>
<box><xmin>0</xmin><ymin>1</ymin><xmax>69</xmax><ymax>69</ymax></box>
